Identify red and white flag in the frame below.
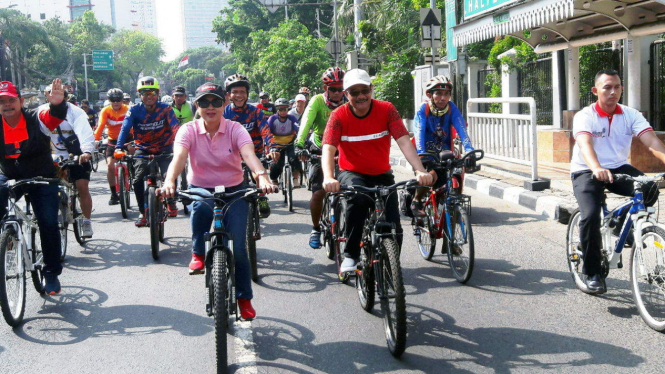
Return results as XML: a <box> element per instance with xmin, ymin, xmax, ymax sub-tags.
<box><xmin>178</xmin><ymin>55</ymin><xmax>189</xmax><ymax>68</ymax></box>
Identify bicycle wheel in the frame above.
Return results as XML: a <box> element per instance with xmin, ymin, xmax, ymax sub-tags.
<box><xmin>335</xmin><ymin>199</ymin><xmax>350</xmax><ymax>284</ymax></box>
<box><xmin>286</xmin><ymin>167</ymin><xmax>293</xmax><ymax>212</ymax></box>
<box><xmin>356</xmin><ymin>245</ymin><xmax>375</xmax><ymax>312</ymax></box>
<box><xmin>30</xmin><ymin>227</ymin><xmax>45</xmax><ymax>294</ymax></box>
<box><xmin>630</xmin><ymin>225</ymin><xmax>665</xmax><ymax>332</ymax></box>
<box><xmin>72</xmin><ymin>192</ymin><xmax>85</xmax><ymax>246</ymax></box>
<box><xmin>118</xmin><ymin>167</ymin><xmax>129</xmax><ymax>219</ymax></box>
<box><xmin>416</xmin><ymin>199</ymin><xmax>436</xmax><ymax>261</ymax></box>
<box><xmin>91</xmin><ymin>152</ymin><xmax>99</xmax><ymax>172</ymax></box>
<box><xmin>0</xmin><ymin>226</ymin><xmax>26</xmax><ymax>327</ymax></box>
<box><xmin>447</xmin><ymin>204</ymin><xmax>474</xmax><ymax>283</ymax></box>
<box><xmin>148</xmin><ymin>187</ymin><xmax>160</xmax><ymax>260</ymax></box>
<box><xmin>57</xmin><ymin>198</ymin><xmax>68</xmax><ymax>262</ymax></box>
<box><xmin>158</xmin><ymin>200</ymin><xmax>166</xmax><ymax>243</ymax></box>
<box><xmin>566</xmin><ymin>209</ymin><xmax>589</xmax><ymax>292</ymax></box>
<box><xmin>379</xmin><ymin>237</ymin><xmax>406</xmax><ymax>357</ymax></box>
<box><xmin>212</xmin><ymin>248</ymin><xmax>229</xmax><ymax>373</ymax></box>
<box><xmin>247</xmin><ymin>200</ymin><xmax>259</xmax><ymax>283</ymax></box>
<box><xmin>321</xmin><ymin>198</ymin><xmax>335</xmax><ymax>260</ymax></box>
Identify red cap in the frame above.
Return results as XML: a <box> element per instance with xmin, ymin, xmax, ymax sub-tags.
<box><xmin>0</xmin><ymin>81</ymin><xmax>19</xmax><ymax>98</ymax></box>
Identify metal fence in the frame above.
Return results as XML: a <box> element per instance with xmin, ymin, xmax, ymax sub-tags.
<box><xmin>651</xmin><ymin>40</ymin><xmax>665</xmax><ymax>131</ymax></box>
<box><xmin>467</xmin><ymin>97</ymin><xmax>539</xmax><ymax>181</ymax></box>
<box><xmin>579</xmin><ymin>46</ymin><xmax>623</xmax><ymax>108</ymax></box>
<box><xmin>517</xmin><ymin>57</ymin><xmax>552</xmax><ymax>126</ymax></box>
<box><xmin>477</xmin><ymin>68</ymin><xmax>495</xmax><ymax>113</ymax></box>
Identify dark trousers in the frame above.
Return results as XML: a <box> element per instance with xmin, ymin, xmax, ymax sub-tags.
<box><xmin>132</xmin><ymin>150</ymin><xmax>172</xmax><ymax>215</ymax></box>
<box><xmin>269</xmin><ymin>144</ymin><xmax>302</xmax><ymax>181</ymax></box>
<box><xmin>337</xmin><ymin>171</ymin><xmax>403</xmax><ymax>259</ymax></box>
<box><xmin>0</xmin><ymin>175</ymin><xmax>62</xmax><ymax>275</ymax></box>
<box><xmin>572</xmin><ymin>164</ymin><xmax>659</xmax><ymax>276</ymax></box>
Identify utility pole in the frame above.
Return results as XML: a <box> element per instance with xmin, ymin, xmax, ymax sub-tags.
<box><xmin>430</xmin><ymin>0</ymin><xmax>437</xmax><ymax>77</ymax></box>
<box><xmin>333</xmin><ymin>1</ymin><xmax>339</xmax><ymax>66</ymax></box>
<box><xmin>82</xmin><ymin>53</ymin><xmax>90</xmax><ymax>101</ymax></box>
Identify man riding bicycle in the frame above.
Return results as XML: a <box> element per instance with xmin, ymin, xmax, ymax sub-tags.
<box><xmin>295</xmin><ymin>67</ymin><xmax>347</xmax><ymax>249</ymax></box>
<box><xmin>289</xmin><ymin>94</ymin><xmax>307</xmax><ymax>121</ymax></box>
<box><xmin>321</xmin><ymin>69</ymin><xmax>433</xmax><ymax>272</ymax></box>
<box><xmin>80</xmin><ymin>99</ymin><xmax>98</xmax><ymax>130</ymax></box>
<box><xmin>572</xmin><ymin>69</ymin><xmax>665</xmax><ymax>294</ymax></box>
<box><xmin>115</xmin><ymin>76</ymin><xmax>180</xmax><ymax>227</ymax></box>
<box><xmin>267</xmin><ymin>98</ymin><xmax>301</xmax><ymax>187</ymax></box>
<box><xmin>257</xmin><ymin>91</ymin><xmax>276</xmax><ymax>117</ymax></box>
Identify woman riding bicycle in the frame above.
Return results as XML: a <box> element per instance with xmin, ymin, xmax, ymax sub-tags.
<box><xmin>160</xmin><ymin>83</ymin><xmax>277</xmax><ymax>320</ymax></box>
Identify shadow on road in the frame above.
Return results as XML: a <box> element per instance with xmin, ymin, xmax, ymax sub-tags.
<box><xmin>253</xmin><ymin>247</ymin><xmax>341</xmax><ymax>293</ymax></box>
<box><xmin>469</xmin><ymin>206</ymin><xmax>544</xmax><ymax>227</ymax></box>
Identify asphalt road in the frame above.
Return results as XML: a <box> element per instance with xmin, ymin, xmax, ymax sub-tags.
<box><xmin>1</xmin><ymin>162</ymin><xmax>665</xmax><ymax>374</ymax></box>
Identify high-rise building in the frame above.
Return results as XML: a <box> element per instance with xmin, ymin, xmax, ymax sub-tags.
<box><xmin>181</xmin><ymin>0</ymin><xmax>228</xmax><ymax>50</ymax></box>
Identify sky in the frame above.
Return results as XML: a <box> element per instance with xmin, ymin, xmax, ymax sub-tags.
<box><xmin>155</xmin><ymin>0</ymin><xmax>184</xmax><ymax>62</ymax></box>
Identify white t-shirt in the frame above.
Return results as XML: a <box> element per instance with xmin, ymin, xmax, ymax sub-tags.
<box><xmin>571</xmin><ymin>102</ymin><xmax>653</xmax><ymax>173</ymax></box>
<box><xmin>38</xmin><ymin>102</ymin><xmax>95</xmax><ymax>157</ymax></box>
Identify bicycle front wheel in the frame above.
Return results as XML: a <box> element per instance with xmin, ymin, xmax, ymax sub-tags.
<box><xmin>379</xmin><ymin>237</ymin><xmax>406</xmax><ymax>357</ymax></box>
<box><xmin>286</xmin><ymin>166</ymin><xmax>293</xmax><ymax>212</ymax></box>
<box><xmin>416</xmin><ymin>200</ymin><xmax>436</xmax><ymax>260</ymax></box>
<box><xmin>356</xmin><ymin>245</ymin><xmax>375</xmax><ymax>312</ymax></box>
<box><xmin>148</xmin><ymin>187</ymin><xmax>160</xmax><ymax>260</ymax></box>
<box><xmin>0</xmin><ymin>226</ymin><xmax>26</xmax><ymax>327</ymax></box>
<box><xmin>447</xmin><ymin>204</ymin><xmax>475</xmax><ymax>284</ymax></box>
<box><xmin>57</xmin><ymin>198</ymin><xmax>68</xmax><ymax>262</ymax></box>
<box><xmin>335</xmin><ymin>199</ymin><xmax>350</xmax><ymax>284</ymax></box>
<box><xmin>91</xmin><ymin>152</ymin><xmax>100</xmax><ymax>172</ymax></box>
<box><xmin>212</xmin><ymin>248</ymin><xmax>229</xmax><ymax>372</ymax></box>
<box><xmin>247</xmin><ymin>200</ymin><xmax>259</xmax><ymax>283</ymax></box>
<box><xmin>158</xmin><ymin>201</ymin><xmax>165</xmax><ymax>243</ymax></box>
<box><xmin>322</xmin><ymin>198</ymin><xmax>335</xmax><ymax>260</ymax></box>
<box><xmin>30</xmin><ymin>227</ymin><xmax>45</xmax><ymax>294</ymax></box>
<box><xmin>630</xmin><ymin>225</ymin><xmax>665</xmax><ymax>332</ymax></box>
<box><xmin>118</xmin><ymin>167</ymin><xmax>129</xmax><ymax>219</ymax></box>
<box><xmin>72</xmin><ymin>192</ymin><xmax>85</xmax><ymax>246</ymax></box>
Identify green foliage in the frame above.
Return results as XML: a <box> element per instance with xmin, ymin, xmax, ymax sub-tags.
<box><xmin>110</xmin><ymin>29</ymin><xmax>164</xmax><ymax>92</ymax></box>
<box><xmin>173</xmin><ymin>68</ymin><xmax>209</xmax><ymax>95</ymax></box>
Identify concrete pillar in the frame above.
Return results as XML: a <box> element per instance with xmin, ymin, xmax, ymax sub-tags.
<box><xmin>467</xmin><ymin>60</ymin><xmax>486</xmax><ymax>113</ymax></box>
<box><xmin>625</xmin><ymin>36</ymin><xmax>642</xmax><ymax>110</ymax></box>
<box><xmin>567</xmin><ymin>46</ymin><xmax>580</xmax><ymax>111</ymax></box>
<box><xmin>498</xmin><ymin>48</ymin><xmax>518</xmax><ymax>114</ymax></box>
<box><xmin>551</xmin><ymin>51</ymin><xmax>562</xmax><ymax>128</ymax></box>
<box><xmin>640</xmin><ymin>35</ymin><xmax>658</xmax><ymax>113</ymax></box>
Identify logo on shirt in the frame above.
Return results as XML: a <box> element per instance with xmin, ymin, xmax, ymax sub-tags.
<box><xmin>591</xmin><ymin>128</ymin><xmax>606</xmax><ymax>138</ymax></box>
<box><xmin>242</xmin><ymin>121</ymin><xmax>256</xmax><ymax>131</ymax></box>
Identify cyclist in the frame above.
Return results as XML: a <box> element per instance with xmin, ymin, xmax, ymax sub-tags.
<box><xmin>0</xmin><ymin>79</ymin><xmax>68</xmax><ymax>295</ymax></box>
<box><xmin>571</xmin><ymin>69</ymin><xmax>665</xmax><ymax>294</ymax></box>
<box><xmin>411</xmin><ymin>75</ymin><xmax>474</xmax><ymax>216</ymax></box>
<box><xmin>171</xmin><ymin>86</ymin><xmax>196</xmax><ymax>124</ymax></box>
<box><xmin>42</xmin><ymin>84</ymin><xmax>96</xmax><ymax>238</ymax></box>
<box><xmin>257</xmin><ymin>91</ymin><xmax>276</xmax><ymax>117</ymax></box>
<box><xmin>288</xmin><ymin>94</ymin><xmax>307</xmax><ymax>121</ymax></box>
<box><xmin>223</xmin><ymin>74</ymin><xmax>276</xmax><ymax>217</ymax></box>
<box><xmin>267</xmin><ymin>98</ymin><xmax>301</xmax><ymax>187</ymax></box>
<box><xmin>298</xmin><ymin>86</ymin><xmax>311</xmax><ymax>102</ymax></box>
<box><xmin>95</xmin><ymin>88</ymin><xmax>130</xmax><ymax>205</ymax></box>
<box><xmin>295</xmin><ymin>67</ymin><xmax>347</xmax><ymax>248</ymax></box>
<box><xmin>160</xmin><ymin>83</ymin><xmax>277</xmax><ymax>319</ymax></box>
<box><xmin>321</xmin><ymin>69</ymin><xmax>432</xmax><ymax>272</ymax></box>
<box><xmin>115</xmin><ymin>76</ymin><xmax>180</xmax><ymax>227</ymax></box>
<box><xmin>80</xmin><ymin>99</ymin><xmax>98</xmax><ymax>129</ymax></box>
<box><xmin>122</xmin><ymin>93</ymin><xmax>132</xmax><ymax>107</ymax></box>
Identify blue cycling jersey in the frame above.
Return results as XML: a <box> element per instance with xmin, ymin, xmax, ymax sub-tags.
<box><xmin>413</xmin><ymin>101</ymin><xmax>473</xmax><ymax>155</ymax></box>
<box><xmin>116</xmin><ymin>102</ymin><xmax>180</xmax><ymax>153</ymax></box>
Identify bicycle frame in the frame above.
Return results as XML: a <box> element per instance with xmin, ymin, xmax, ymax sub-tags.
<box><xmin>114</xmin><ymin>157</ymin><xmax>132</xmax><ymax>193</ymax></box>
<box><xmin>4</xmin><ymin>188</ymin><xmax>43</xmax><ymax>277</ymax></box>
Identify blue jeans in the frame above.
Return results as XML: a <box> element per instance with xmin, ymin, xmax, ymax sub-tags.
<box><xmin>0</xmin><ymin>174</ymin><xmax>62</xmax><ymax>276</ymax></box>
<box><xmin>189</xmin><ymin>183</ymin><xmax>252</xmax><ymax>300</ymax></box>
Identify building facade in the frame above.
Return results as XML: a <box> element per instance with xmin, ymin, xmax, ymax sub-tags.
<box><xmin>181</xmin><ymin>0</ymin><xmax>228</xmax><ymax>50</ymax></box>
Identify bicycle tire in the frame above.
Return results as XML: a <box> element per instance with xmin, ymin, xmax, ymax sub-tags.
<box><xmin>335</xmin><ymin>198</ymin><xmax>350</xmax><ymax>283</ymax></box>
<box><xmin>212</xmin><ymin>247</ymin><xmax>229</xmax><ymax>373</ymax></box>
<box><xmin>0</xmin><ymin>226</ymin><xmax>26</xmax><ymax>327</ymax></box>
<box><xmin>91</xmin><ymin>152</ymin><xmax>99</xmax><ymax>172</ymax></box>
<box><xmin>72</xmin><ymin>192</ymin><xmax>85</xmax><ymax>246</ymax></box>
<box><xmin>286</xmin><ymin>166</ymin><xmax>293</xmax><ymax>212</ymax></box>
<box><xmin>247</xmin><ymin>200</ymin><xmax>259</xmax><ymax>282</ymax></box>
<box><xmin>118</xmin><ymin>167</ymin><xmax>128</xmax><ymax>219</ymax></box>
<box><xmin>158</xmin><ymin>200</ymin><xmax>165</xmax><ymax>243</ymax></box>
<box><xmin>630</xmin><ymin>225</ymin><xmax>665</xmax><ymax>332</ymax></box>
<box><xmin>356</xmin><ymin>245</ymin><xmax>375</xmax><ymax>312</ymax></box>
<box><xmin>30</xmin><ymin>227</ymin><xmax>45</xmax><ymax>294</ymax></box>
<box><xmin>322</xmin><ymin>198</ymin><xmax>335</xmax><ymax>260</ymax></box>
<box><xmin>447</xmin><ymin>204</ymin><xmax>474</xmax><ymax>284</ymax></box>
<box><xmin>379</xmin><ymin>237</ymin><xmax>407</xmax><ymax>357</ymax></box>
<box><xmin>416</xmin><ymin>199</ymin><xmax>436</xmax><ymax>261</ymax></box>
<box><xmin>148</xmin><ymin>187</ymin><xmax>160</xmax><ymax>260</ymax></box>
<box><xmin>565</xmin><ymin>209</ymin><xmax>589</xmax><ymax>293</ymax></box>
<box><xmin>58</xmin><ymin>197</ymin><xmax>68</xmax><ymax>262</ymax></box>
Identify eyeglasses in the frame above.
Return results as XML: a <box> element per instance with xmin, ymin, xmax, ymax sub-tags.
<box><xmin>346</xmin><ymin>87</ymin><xmax>371</xmax><ymax>97</ymax></box>
<box><xmin>140</xmin><ymin>90</ymin><xmax>157</xmax><ymax>97</ymax></box>
<box><xmin>109</xmin><ymin>98</ymin><xmax>122</xmax><ymax>103</ymax></box>
<box><xmin>277</xmin><ymin>107</ymin><xmax>289</xmax><ymax>111</ymax></box>
<box><xmin>327</xmin><ymin>87</ymin><xmax>343</xmax><ymax>93</ymax></box>
<box><xmin>197</xmin><ymin>98</ymin><xmax>224</xmax><ymax>108</ymax></box>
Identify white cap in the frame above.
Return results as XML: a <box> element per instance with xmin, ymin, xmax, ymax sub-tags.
<box><xmin>343</xmin><ymin>69</ymin><xmax>371</xmax><ymax>91</ymax></box>
<box><xmin>295</xmin><ymin>94</ymin><xmax>307</xmax><ymax>102</ymax></box>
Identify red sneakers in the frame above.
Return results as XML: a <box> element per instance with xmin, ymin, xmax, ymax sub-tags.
<box><xmin>167</xmin><ymin>201</ymin><xmax>178</xmax><ymax>217</ymax></box>
<box><xmin>238</xmin><ymin>298</ymin><xmax>256</xmax><ymax>320</ymax></box>
<box><xmin>135</xmin><ymin>215</ymin><xmax>148</xmax><ymax>227</ymax></box>
<box><xmin>189</xmin><ymin>254</ymin><xmax>205</xmax><ymax>274</ymax></box>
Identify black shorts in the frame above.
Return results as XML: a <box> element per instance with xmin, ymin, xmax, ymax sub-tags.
<box><xmin>105</xmin><ymin>140</ymin><xmax>118</xmax><ymax>158</ymax></box>
<box><xmin>308</xmin><ymin>162</ymin><xmax>324</xmax><ymax>192</ymax></box>
<box><xmin>69</xmin><ymin>162</ymin><xmax>92</xmax><ymax>181</ymax></box>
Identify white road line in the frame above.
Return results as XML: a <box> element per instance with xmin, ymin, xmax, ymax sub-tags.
<box><xmin>234</xmin><ymin>320</ymin><xmax>258</xmax><ymax>374</ymax></box>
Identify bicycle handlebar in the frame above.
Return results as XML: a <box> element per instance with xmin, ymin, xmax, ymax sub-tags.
<box><xmin>7</xmin><ymin>177</ymin><xmax>62</xmax><ymax>190</ymax></box>
<box><xmin>613</xmin><ymin>173</ymin><xmax>665</xmax><ymax>185</ymax></box>
<box><xmin>339</xmin><ymin>179</ymin><xmax>420</xmax><ymax>194</ymax></box>
<box><xmin>177</xmin><ymin>187</ymin><xmax>266</xmax><ymax>202</ymax></box>
<box><xmin>419</xmin><ymin>149</ymin><xmax>484</xmax><ymax>168</ymax></box>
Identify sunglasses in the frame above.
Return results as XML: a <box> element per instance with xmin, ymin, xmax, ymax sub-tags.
<box><xmin>277</xmin><ymin>107</ymin><xmax>289</xmax><ymax>111</ymax></box>
<box><xmin>346</xmin><ymin>87</ymin><xmax>371</xmax><ymax>97</ymax></box>
<box><xmin>197</xmin><ymin>98</ymin><xmax>224</xmax><ymax>108</ymax></box>
<box><xmin>327</xmin><ymin>87</ymin><xmax>343</xmax><ymax>93</ymax></box>
<box><xmin>109</xmin><ymin>98</ymin><xmax>122</xmax><ymax>103</ymax></box>
<box><xmin>140</xmin><ymin>90</ymin><xmax>157</xmax><ymax>97</ymax></box>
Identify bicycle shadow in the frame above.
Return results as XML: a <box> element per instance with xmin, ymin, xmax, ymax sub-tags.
<box><xmin>15</xmin><ymin>286</ymin><xmax>212</xmax><ymax>345</ymax></box>
<box><xmin>260</xmin><ymin>222</ymin><xmax>316</xmax><ymax>237</ymax></box>
<box><xmin>253</xmin><ymin>247</ymin><xmax>340</xmax><ymax>293</ymax></box>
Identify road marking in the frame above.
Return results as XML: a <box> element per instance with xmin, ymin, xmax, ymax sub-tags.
<box><xmin>234</xmin><ymin>320</ymin><xmax>258</xmax><ymax>374</ymax></box>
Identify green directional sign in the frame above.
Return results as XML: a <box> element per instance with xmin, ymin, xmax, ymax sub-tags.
<box><xmin>92</xmin><ymin>50</ymin><xmax>114</xmax><ymax>70</ymax></box>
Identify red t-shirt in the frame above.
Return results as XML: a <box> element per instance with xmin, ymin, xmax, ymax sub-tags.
<box><xmin>3</xmin><ymin>115</ymin><xmax>28</xmax><ymax>159</ymax></box>
<box><xmin>323</xmin><ymin>99</ymin><xmax>408</xmax><ymax>175</ymax></box>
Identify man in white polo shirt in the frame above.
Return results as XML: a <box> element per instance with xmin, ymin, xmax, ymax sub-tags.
<box><xmin>572</xmin><ymin>69</ymin><xmax>665</xmax><ymax>294</ymax></box>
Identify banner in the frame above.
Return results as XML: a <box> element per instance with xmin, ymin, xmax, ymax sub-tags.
<box><xmin>178</xmin><ymin>55</ymin><xmax>189</xmax><ymax>69</ymax></box>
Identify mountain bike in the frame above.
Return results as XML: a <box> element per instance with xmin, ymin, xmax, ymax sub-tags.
<box><xmin>567</xmin><ymin>173</ymin><xmax>665</xmax><ymax>332</ymax></box>
<box><xmin>240</xmin><ymin>160</ymin><xmax>267</xmax><ymax>283</ymax></box>
<box><xmin>270</xmin><ymin>145</ymin><xmax>296</xmax><ymax>212</ymax></box>
<box><xmin>319</xmin><ymin>189</ymin><xmax>349</xmax><ymax>276</ymax></box>
<box><xmin>340</xmin><ymin>179</ymin><xmax>419</xmax><ymax>357</ymax></box>
<box><xmin>115</xmin><ymin>152</ymin><xmax>134</xmax><ymax>219</ymax></box>
<box><xmin>177</xmin><ymin>187</ymin><xmax>263</xmax><ymax>373</ymax></box>
<box><xmin>412</xmin><ymin>150</ymin><xmax>484</xmax><ymax>283</ymax></box>
<box><xmin>0</xmin><ymin>177</ymin><xmax>61</xmax><ymax>326</ymax></box>
<box><xmin>56</xmin><ymin>155</ymin><xmax>91</xmax><ymax>253</ymax></box>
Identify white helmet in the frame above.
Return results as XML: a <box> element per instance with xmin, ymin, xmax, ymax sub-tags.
<box><xmin>424</xmin><ymin>75</ymin><xmax>453</xmax><ymax>93</ymax></box>
<box><xmin>161</xmin><ymin>95</ymin><xmax>174</xmax><ymax>104</ymax></box>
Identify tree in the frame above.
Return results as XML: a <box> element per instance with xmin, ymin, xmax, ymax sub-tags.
<box><xmin>110</xmin><ymin>29</ymin><xmax>165</xmax><ymax>93</ymax></box>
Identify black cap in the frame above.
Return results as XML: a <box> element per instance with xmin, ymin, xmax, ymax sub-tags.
<box><xmin>194</xmin><ymin>83</ymin><xmax>225</xmax><ymax>102</ymax></box>
<box><xmin>173</xmin><ymin>86</ymin><xmax>186</xmax><ymax>95</ymax></box>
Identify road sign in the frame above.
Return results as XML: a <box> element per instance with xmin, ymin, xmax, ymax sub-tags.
<box><xmin>325</xmin><ymin>39</ymin><xmax>343</xmax><ymax>60</ymax></box>
<box><xmin>259</xmin><ymin>0</ymin><xmax>285</xmax><ymax>13</ymax></box>
<box><xmin>424</xmin><ymin>54</ymin><xmax>441</xmax><ymax>64</ymax></box>
<box><xmin>420</xmin><ymin>8</ymin><xmax>443</xmax><ymax>48</ymax></box>
<box><xmin>92</xmin><ymin>50</ymin><xmax>114</xmax><ymax>70</ymax></box>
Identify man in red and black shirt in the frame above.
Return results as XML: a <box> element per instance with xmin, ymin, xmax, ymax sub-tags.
<box><xmin>0</xmin><ymin>79</ymin><xmax>69</xmax><ymax>295</ymax></box>
<box><xmin>322</xmin><ymin>69</ymin><xmax>433</xmax><ymax>272</ymax></box>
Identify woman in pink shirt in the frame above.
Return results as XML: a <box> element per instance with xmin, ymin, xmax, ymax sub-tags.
<box><xmin>161</xmin><ymin>83</ymin><xmax>276</xmax><ymax>320</ymax></box>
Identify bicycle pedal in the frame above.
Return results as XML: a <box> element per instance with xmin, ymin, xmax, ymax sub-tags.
<box><xmin>189</xmin><ymin>269</ymin><xmax>205</xmax><ymax>275</ymax></box>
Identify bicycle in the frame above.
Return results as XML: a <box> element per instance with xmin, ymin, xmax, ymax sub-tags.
<box><xmin>115</xmin><ymin>152</ymin><xmax>134</xmax><ymax>219</ymax></box>
<box><xmin>56</xmin><ymin>155</ymin><xmax>91</xmax><ymax>253</ymax></box>
<box><xmin>319</xmin><ymin>189</ymin><xmax>348</xmax><ymax>273</ymax></box>
<box><xmin>270</xmin><ymin>145</ymin><xmax>295</xmax><ymax>212</ymax></box>
<box><xmin>412</xmin><ymin>150</ymin><xmax>484</xmax><ymax>284</ymax></box>
<box><xmin>241</xmin><ymin>160</ymin><xmax>267</xmax><ymax>283</ymax></box>
<box><xmin>177</xmin><ymin>186</ymin><xmax>263</xmax><ymax>373</ymax></box>
<box><xmin>338</xmin><ymin>179</ymin><xmax>419</xmax><ymax>357</ymax></box>
<box><xmin>90</xmin><ymin>141</ymin><xmax>101</xmax><ymax>172</ymax></box>
<box><xmin>566</xmin><ymin>173</ymin><xmax>665</xmax><ymax>332</ymax></box>
<box><xmin>0</xmin><ymin>177</ymin><xmax>61</xmax><ymax>326</ymax></box>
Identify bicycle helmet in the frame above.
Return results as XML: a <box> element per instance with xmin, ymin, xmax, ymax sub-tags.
<box><xmin>123</xmin><ymin>93</ymin><xmax>131</xmax><ymax>100</ymax></box>
<box><xmin>275</xmin><ymin>98</ymin><xmax>289</xmax><ymax>107</ymax></box>
<box><xmin>259</xmin><ymin>91</ymin><xmax>270</xmax><ymax>99</ymax></box>
<box><xmin>321</xmin><ymin>67</ymin><xmax>345</xmax><ymax>85</ymax></box>
<box><xmin>298</xmin><ymin>87</ymin><xmax>311</xmax><ymax>95</ymax></box>
<box><xmin>424</xmin><ymin>75</ymin><xmax>453</xmax><ymax>93</ymax></box>
<box><xmin>137</xmin><ymin>76</ymin><xmax>160</xmax><ymax>91</ymax></box>
<box><xmin>224</xmin><ymin>74</ymin><xmax>250</xmax><ymax>92</ymax></box>
<box><xmin>107</xmin><ymin>88</ymin><xmax>124</xmax><ymax>101</ymax></box>
<box><xmin>161</xmin><ymin>95</ymin><xmax>174</xmax><ymax>104</ymax></box>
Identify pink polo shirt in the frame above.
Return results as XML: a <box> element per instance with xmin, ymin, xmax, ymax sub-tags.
<box><xmin>175</xmin><ymin>118</ymin><xmax>253</xmax><ymax>188</ymax></box>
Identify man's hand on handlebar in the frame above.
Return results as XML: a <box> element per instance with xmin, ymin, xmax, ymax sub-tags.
<box><xmin>267</xmin><ymin>149</ymin><xmax>280</xmax><ymax>162</ymax></box>
<box><xmin>415</xmin><ymin>170</ymin><xmax>434</xmax><ymax>186</ymax></box>
<box><xmin>323</xmin><ymin>177</ymin><xmax>340</xmax><ymax>193</ymax></box>
<box><xmin>257</xmin><ymin>174</ymin><xmax>278</xmax><ymax>194</ymax></box>
<box><xmin>592</xmin><ymin>167</ymin><xmax>614</xmax><ymax>183</ymax></box>
<box><xmin>159</xmin><ymin>180</ymin><xmax>177</xmax><ymax>198</ymax></box>
<box><xmin>79</xmin><ymin>152</ymin><xmax>91</xmax><ymax>164</ymax></box>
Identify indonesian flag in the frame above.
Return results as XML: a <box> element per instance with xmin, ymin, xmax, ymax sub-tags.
<box><xmin>178</xmin><ymin>55</ymin><xmax>189</xmax><ymax>68</ymax></box>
